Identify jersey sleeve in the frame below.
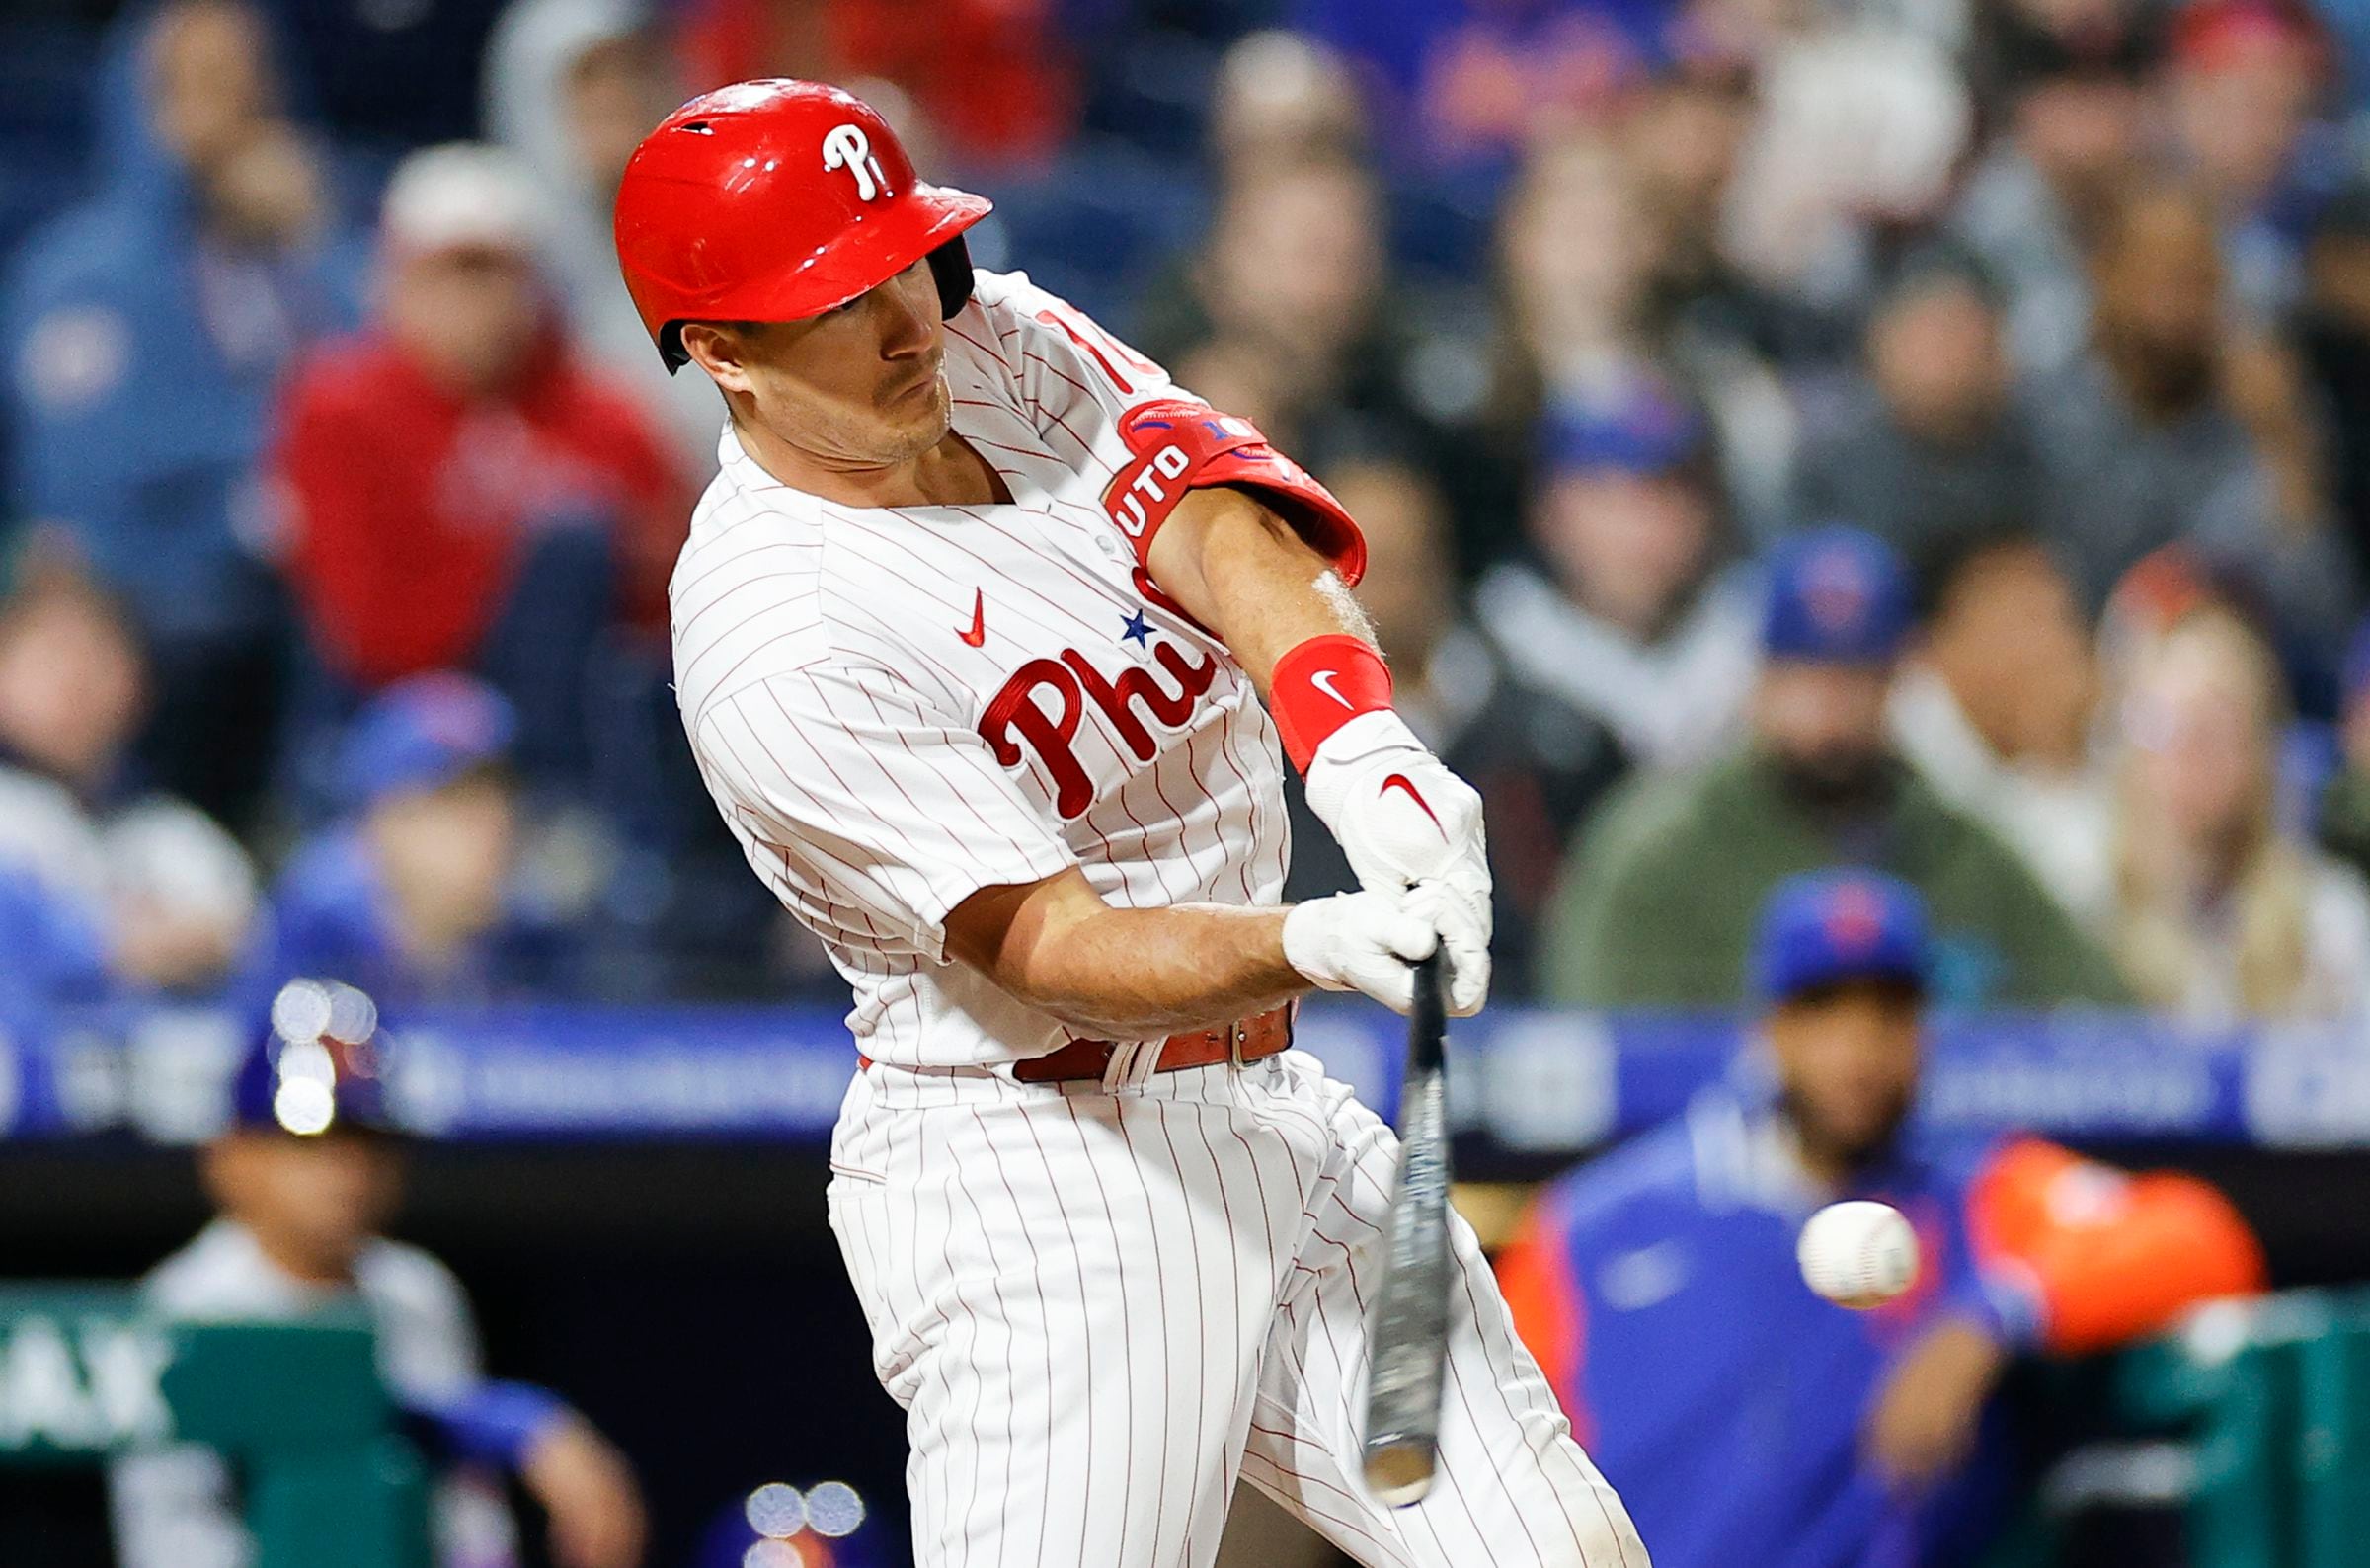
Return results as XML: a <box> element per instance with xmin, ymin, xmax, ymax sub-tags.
<box><xmin>1964</xmin><ymin>1137</ymin><xmax>2267</xmax><ymax>1355</ymax></box>
<box><xmin>1494</xmin><ymin>1200</ymin><xmax>1592</xmax><ymax>1444</ymax></box>
<box><xmin>977</xmin><ymin>273</ymin><xmax>1366</xmax><ymax>583</ymax></box>
<box><xmin>693</xmin><ymin>662</ymin><xmax>1076</xmax><ymax>960</ymax></box>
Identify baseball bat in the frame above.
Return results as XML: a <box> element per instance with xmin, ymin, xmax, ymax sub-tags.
<box><xmin>1360</xmin><ymin>950</ymin><xmax>1452</xmax><ymax>1507</ymax></box>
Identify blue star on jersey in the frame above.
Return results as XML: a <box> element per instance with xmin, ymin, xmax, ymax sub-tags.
<box><xmin>1119</xmin><ymin>608</ymin><xmax>1154</xmax><ymax>647</ymax></box>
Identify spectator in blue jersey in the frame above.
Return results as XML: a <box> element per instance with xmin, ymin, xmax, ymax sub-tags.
<box><xmin>1497</xmin><ymin>870</ymin><xmax>2266</xmax><ymax>1568</ymax></box>
<box><xmin>1</xmin><ymin>0</ymin><xmax>366</xmax><ymax>828</ymax></box>
<box><xmin>111</xmin><ymin>979</ymin><xmax>646</xmax><ymax>1568</ymax></box>
<box><xmin>242</xmin><ymin>673</ymin><xmax>583</xmax><ymax>1007</ymax></box>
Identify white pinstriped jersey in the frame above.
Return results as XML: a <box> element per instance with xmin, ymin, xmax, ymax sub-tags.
<box><xmin>672</xmin><ymin>271</ymin><xmax>1293</xmax><ymax>1066</ymax></box>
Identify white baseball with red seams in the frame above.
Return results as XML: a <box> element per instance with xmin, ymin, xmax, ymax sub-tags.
<box><xmin>672</xmin><ymin>269</ymin><xmax>1647</xmax><ymax>1568</ymax></box>
<box><xmin>1797</xmin><ymin>1200</ymin><xmax>1922</xmax><ymax>1310</ymax></box>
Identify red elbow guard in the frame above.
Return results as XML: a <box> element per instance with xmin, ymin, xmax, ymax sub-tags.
<box><xmin>1270</xmin><ymin>634</ymin><xmax>1392</xmax><ymax>771</ymax></box>
<box><xmin>1102</xmin><ymin>400</ymin><xmax>1367</xmax><ymax>585</ymax></box>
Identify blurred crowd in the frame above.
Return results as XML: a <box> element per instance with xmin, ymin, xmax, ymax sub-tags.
<box><xmin>9</xmin><ymin>0</ymin><xmax>2370</xmax><ymax>1023</ymax></box>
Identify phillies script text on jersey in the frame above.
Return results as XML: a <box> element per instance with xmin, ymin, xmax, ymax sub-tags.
<box><xmin>670</xmin><ymin>270</ymin><xmax>1313</xmax><ymax>1070</ymax></box>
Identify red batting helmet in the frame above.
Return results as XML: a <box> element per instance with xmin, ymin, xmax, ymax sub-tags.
<box><xmin>612</xmin><ymin>79</ymin><xmax>992</xmax><ymax>373</ymax></box>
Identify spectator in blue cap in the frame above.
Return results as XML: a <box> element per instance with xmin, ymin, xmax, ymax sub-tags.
<box><xmin>1472</xmin><ymin>374</ymin><xmax>1758</xmax><ymax>774</ymax></box>
<box><xmin>113</xmin><ymin>978</ymin><xmax>648</xmax><ymax>1568</ymax></box>
<box><xmin>1539</xmin><ymin>525</ymin><xmax>2126</xmax><ymax>1006</ymax></box>
<box><xmin>240</xmin><ymin>672</ymin><xmax>580</xmax><ymax>1006</ymax></box>
<box><xmin>1499</xmin><ymin>870</ymin><xmax>2262</xmax><ymax>1568</ymax></box>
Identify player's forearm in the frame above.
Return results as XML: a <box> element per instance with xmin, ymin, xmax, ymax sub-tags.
<box><xmin>956</xmin><ymin>882</ymin><xmax>1305</xmax><ymax>1038</ymax></box>
<box><xmin>1145</xmin><ymin>485</ymin><xmax>1374</xmax><ymax>694</ymax></box>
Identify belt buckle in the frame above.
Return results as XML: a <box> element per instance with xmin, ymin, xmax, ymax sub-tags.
<box><xmin>1226</xmin><ymin>1018</ymin><xmax>1246</xmax><ymax>1070</ymax></box>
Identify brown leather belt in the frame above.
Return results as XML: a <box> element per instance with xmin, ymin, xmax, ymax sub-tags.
<box><xmin>854</xmin><ymin>1004</ymin><xmax>1295</xmax><ymax>1081</ymax></box>
<box><xmin>1012</xmin><ymin>1003</ymin><xmax>1295</xmax><ymax>1083</ymax></box>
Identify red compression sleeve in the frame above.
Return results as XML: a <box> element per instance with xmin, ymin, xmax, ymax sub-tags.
<box><xmin>1270</xmin><ymin>634</ymin><xmax>1392</xmax><ymax>772</ymax></box>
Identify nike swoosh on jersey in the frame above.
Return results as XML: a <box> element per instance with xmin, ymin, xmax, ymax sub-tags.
<box><xmin>958</xmin><ymin>589</ymin><xmax>987</xmax><ymax>647</ymax></box>
<box><xmin>1308</xmin><ymin>668</ymin><xmax>1353</xmax><ymax>708</ymax></box>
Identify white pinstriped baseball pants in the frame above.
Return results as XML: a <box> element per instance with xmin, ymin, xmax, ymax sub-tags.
<box><xmin>826</xmin><ymin>1048</ymin><xmax>1649</xmax><ymax>1568</ymax></box>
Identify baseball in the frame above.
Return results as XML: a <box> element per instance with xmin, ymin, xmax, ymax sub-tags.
<box><xmin>1796</xmin><ymin>1201</ymin><xmax>1920</xmax><ymax>1309</ymax></box>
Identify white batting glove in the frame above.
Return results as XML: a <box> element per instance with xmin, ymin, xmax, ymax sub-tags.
<box><xmin>1303</xmin><ymin>712</ymin><xmax>1491</xmax><ymax>1013</ymax></box>
<box><xmin>1282</xmin><ymin>887</ymin><xmax>1446</xmax><ymax>1015</ymax></box>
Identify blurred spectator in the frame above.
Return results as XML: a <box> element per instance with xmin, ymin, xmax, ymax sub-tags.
<box><xmin>2028</xmin><ymin>179</ymin><xmax>2350</xmax><ymax>650</ymax></box>
<box><xmin>1291</xmin><ymin>0</ymin><xmax>1663</xmax><ymax>174</ymax></box>
<box><xmin>241</xmin><ymin>675</ymin><xmax>586</xmax><ymax>1007</ymax></box>
<box><xmin>1208</xmin><ymin>31</ymin><xmax>1368</xmax><ymax>180</ymax></box>
<box><xmin>3</xmin><ymin>0</ymin><xmax>365</xmax><ymax>827</ymax></box>
<box><xmin>1540</xmin><ymin>527</ymin><xmax>2126</xmax><ymax>1006</ymax></box>
<box><xmin>1136</xmin><ymin>154</ymin><xmax>1434</xmax><ymax>470</ymax></box>
<box><xmin>1284</xmin><ymin>455</ymin><xmax>1628</xmax><ymax>994</ymax></box>
<box><xmin>1467</xmin><ymin>133</ymin><xmax>1670</xmax><ymax>562</ymax></box>
<box><xmin>260</xmin><ymin>0</ymin><xmax>506</xmax><ymax>151</ymax></box>
<box><xmin>112</xmin><ymin>980</ymin><xmax>647</xmax><ymax>1568</ymax></box>
<box><xmin>1495</xmin><ymin>134</ymin><xmax>1663</xmax><ymax>409</ymax></box>
<box><xmin>275</xmin><ymin>143</ymin><xmax>686</xmax><ymax>792</ymax></box>
<box><xmin>2297</xmin><ymin>179</ymin><xmax>2370</xmax><ymax>585</ymax></box>
<box><xmin>674</xmin><ymin>0</ymin><xmax>1079</xmax><ymax>166</ymax></box>
<box><xmin>1472</xmin><ymin>378</ymin><xmax>1757</xmax><ymax>772</ymax></box>
<box><xmin>1626</xmin><ymin>55</ymin><xmax>1802</xmax><ymax>542</ymax></box>
<box><xmin>1792</xmin><ymin>250</ymin><xmax>2040</xmax><ymax>564</ymax></box>
<box><xmin>2164</xmin><ymin>0</ymin><xmax>2342</xmax><ymax>324</ymax></box>
<box><xmin>2318</xmin><ymin>619</ymin><xmax>2370</xmax><ymax>890</ymax></box>
<box><xmin>1623</xmin><ymin>49</ymin><xmax>1756</xmax><ymax>311</ymax></box>
<box><xmin>1952</xmin><ymin>0</ymin><xmax>2154</xmax><ymax>376</ymax></box>
<box><xmin>0</xmin><ymin>552</ymin><xmax>257</xmax><ymax>994</ymax></box>
<box><xmin>2108</xmin><ymin>606</ymin><xmax>2370</xmax><ymax>1020</ymax></box>
<box><xmin>1498</xmin><ymin>871</ymin><xmax>2264</xmax><ymax>1568</ymax></box>
<box><xmin>1891</xmin><ymin>528</ymin><xmax>2112</xmax><ymax>929</ymax></box>
<box><xmin>484</xmin><ymin>0</ymin><xmax>718</xmax><ymax>477</ymax></box>
<box><xmin>1622</xmin><ymin>48</ymin><xmax>1785</xmax><ymax>380</ymax></box>
<box><xmin>1719</xmin><ymin>24</ymin><xmax>1971</xmax><ymax>330</ymax></box>
<box><xmin>1478</xmin><ymin>123</ymin><xmax>1795</xmax><ymax>555</ymax></box>
<box><xmin>0</xmin><ymin>869</ymin><xmax>111</xmax><ymax>1022</ymax></box>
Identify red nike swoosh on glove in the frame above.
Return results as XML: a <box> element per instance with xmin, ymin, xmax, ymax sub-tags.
<box><xmin>1380</xmin><ymin>774</ymin><xmax>1447</xmax><ymax>836</ymax></box>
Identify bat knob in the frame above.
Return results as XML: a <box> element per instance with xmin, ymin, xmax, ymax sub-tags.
<box><xmin>1362</xmin><ymin>1441</ymin><xmax>1437</xmax><ymax>1507</ymax></box>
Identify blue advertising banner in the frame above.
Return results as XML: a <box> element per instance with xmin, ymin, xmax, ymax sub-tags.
<box><xmin>2</xmin><ymin>1003</ymin><xmax>2366</xmax><ymax>1151</ymax></box>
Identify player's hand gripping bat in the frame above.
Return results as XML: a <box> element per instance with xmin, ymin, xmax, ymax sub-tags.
<box><xmin>1361</xmin><ymin>949</ymin><xmax>1452</xmax><ymax>1506</ymax></box>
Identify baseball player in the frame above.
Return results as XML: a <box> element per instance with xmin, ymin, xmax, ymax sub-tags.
<box><xmin>111</xmin><ymin>980</ymin><xmax>645</xmax><ymax>1568</ymax></box>
<box><xmin>613</xmin><ymin>80</ymin><xmax>1647</xmax><ymax>1568</ymax></box>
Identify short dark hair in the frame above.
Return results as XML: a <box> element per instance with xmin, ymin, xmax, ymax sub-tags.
<box><xmin>1908</xmin><ymin>521</ymin><xmax>2069</xmax><ymax>626</ymax></box>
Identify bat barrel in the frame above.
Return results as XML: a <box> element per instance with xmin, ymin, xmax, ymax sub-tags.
<box><xmin>1360</xmin><ymin>952</ymin><xmax>1453</xmax><ymax>1507</ymax></box>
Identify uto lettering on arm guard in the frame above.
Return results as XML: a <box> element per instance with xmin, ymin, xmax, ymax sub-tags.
<box><xmin>1101</xmin><ymin>398</ymin><xmax>1493</xmax><ymax>1015</ymax></box>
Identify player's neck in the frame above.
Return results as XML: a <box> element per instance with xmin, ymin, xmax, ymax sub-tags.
<box><xmin>736</xmin><ymin>421</ymin><xmax>1009</xmax><ymax>510</ymax></box>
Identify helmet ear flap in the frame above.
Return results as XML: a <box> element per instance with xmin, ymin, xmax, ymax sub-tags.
<box><xmin>928</xmin><ymin>236</ymin><xmax>977</xmax><ymax>319</ymax></box>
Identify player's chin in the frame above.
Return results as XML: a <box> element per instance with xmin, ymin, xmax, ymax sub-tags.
<box><xmin>878</xmin><ymin>376</ymin><xmax>951</xmax><ymax>453</ymax></box>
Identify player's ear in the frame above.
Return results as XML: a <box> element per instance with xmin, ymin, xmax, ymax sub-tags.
<box><xmin>678</xmin><ymin>321</ymin><xmax>758</xmax><ymax>397</ymax></box>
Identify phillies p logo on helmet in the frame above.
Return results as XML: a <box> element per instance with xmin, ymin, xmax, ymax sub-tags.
<box><xmin>823</xmin><ymin>123</ymin><xmax>892</xmax><ymax>201</ymax></box>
